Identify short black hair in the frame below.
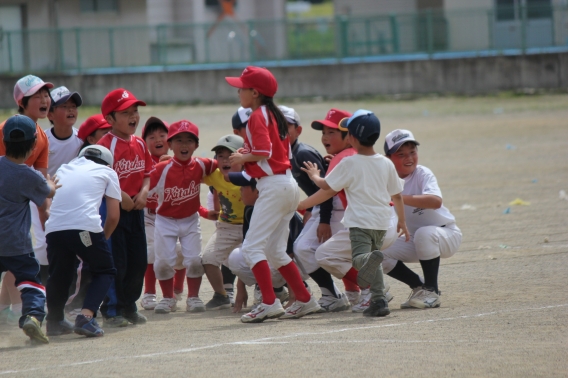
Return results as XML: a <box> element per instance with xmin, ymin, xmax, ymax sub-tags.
<box><xmin>250</xmin><ymin>178</ymin><xmax>257</xmax><ymax>192</ymax></box>
<box><xmin>350</xmin><ymin>131</ymin><xmax>379</xmax><ymax>147</ymax></box>
<box><xmin>18</xmin><ymin>86</ymin><xmax>51</xmax><ymax>115</ymax></box>
<box><xmin>340</xmin><ymin>130</ymin><xmax>348</xmax><ymax>139</ymax></box>
<box><xmin>4</xmin><ymin>130</ymin><xmax>36</xmax><ymax>159</ymax></box>
<box><xmin>143</xmin><ymin>122</ymin><xmax>168</xmax><ymax>140</ymax></box>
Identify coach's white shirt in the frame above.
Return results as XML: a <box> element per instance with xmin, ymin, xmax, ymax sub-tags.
<box><xmin>400</xmin><ymin>165</ymin><xmax>455</xmax><ymax>234</ymax></box>
<box><xmin>325</xmin><ymin>153</ymin><xmax>404</xmax><ymax>230</ymax></box>
<box><xmin>45</xmin><ymin>157</ymin><xmax>121</xmax><ymax>235</ymax></box>
<box><xmin>46</xmin><ymin>127</ymin><xmax>84</xmax><ymax>177</ymax></box>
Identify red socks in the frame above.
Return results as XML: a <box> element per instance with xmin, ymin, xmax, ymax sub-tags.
<box><xmin>251</xmin><ymin>260</ymin><xmax>276</xmax><ymax>305</ymax></box>
<box><xmin>174</xmin><ymin>268</ymin><xmax>186</xmax><ymax>294</ymax></box>
<box><xmin>186</xmin><ymin>276</ymin><xmax>202</xmax><ymax>298</ymax></box>
<box><xmin>158</xmin><ymin>278</ymin><xmax>174</xmax><ymax>298</ymax></box>
<box><xmin>278</xmin><ymin>261</ymin><xmax>310</xmax><ymax>303</ymax></box>
<box><xmin>343</xmin><ymin>268</ymin><xmax>361</xmax><ymax>290</ymax></box>
<box><xmin>144</xmin><ymin>264</ymin><xmax>156</xmax><ymax>294</ymax></box>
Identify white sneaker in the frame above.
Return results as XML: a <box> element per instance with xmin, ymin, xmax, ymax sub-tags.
<box><xmin>241</xmin><ymin>299</ymin><xmax>285</xmax><ymax>323</ymax></box>
<box><xmin>408</xmin><ymin>288</ymin><xmax>441</xmax><ymax>309</ymax></box>
<box><xmin>226</xmin><ymin>289</ymin><xmax>235</xmax><ymax>307</ymax></box>
<box><xmin>345</xmin><ymin>290</ymin><xmax>361</xmax><ymax>306</ymax></box>
<box><xmin>154</xmin><ymin>297</ymin><xmax>177</xmax><ymax>314</ymax></box>
<box><xmin>186</xmin><ymin>297</ymin><xmax>205</xmax><ymax>313</ymax></box>
<box><xmin>400</xmin><ymin>287</ymin><xmax>423</xmax><ymax>309</ymax></box>
<box><xmin>352</xmin><ymin>289</ymin><xmax>371</xmax><ymax>313</ymax></box>
<box><xmin>275</xmin><ymin>287</ymin><xmax>289</xmax><ymax>304</ymax></box>
<box><xmin>384</xmin><ymin>283</ymin><xmax>394</xmax><ymax>303</ymax></box>
<box><xmin>281</xmin><ymin>295</ymin><xmax>321</xmax><ymax>319</ymax></box>
<box><xmin>141</xmin><ymin>293</ymin><xmax>158</xmax><ymax>310</ymax></box>
<box><xmin>318</xmin><ymin>293</ymin><xmax>351</xmax><ymax>313</ymax></box>
<box><xmin>65</xmin><ymin>308</ymin><xmax>82</xmax><ymax>321</ymax></box>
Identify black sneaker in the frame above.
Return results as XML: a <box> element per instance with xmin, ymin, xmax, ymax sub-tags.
<box><xmin>123</xmin><ymin>311</ymin><xmax>147</xmax><ymax>324</ymax></box>
<box><xmin>103</xmin><ymin>316</ymin><xmax>129</xmax><ymax>328</ymax></box>
<box><xmin>363</xmin><ymin>298</ymin><xmax>391</xmax><ymax>317</ymax></box>
<box><xmin>46</xmin><ymin>318</ymin><xmax>74</xmax><ymax>336</ymax></box>
<box><xmin>74</xmin><ymin>315</ymin><xmax>104</xmax><ymax>337</ymax></box>
<box><xmin>205</xmin><ymin>292</ymin><xmax>231</xmax><ymax>310</ymax></box>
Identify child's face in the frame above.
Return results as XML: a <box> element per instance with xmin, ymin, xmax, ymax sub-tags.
<box><xmin>237</xmin><ymin>88</ymin><xmax>256</xmax><ymax>109</ymax></box>
<box><xmin>321</xmin><ymin>126</ymin><xmax>349</xmax><ymax>155</ymax></box>
<box><xmin>87</xmin><ymin>128</ymin><xmax>111</xmax><ymax>145</ymax></box>
<box><xmin>20</xmin><ymin>89</ymin><xmax>51</xmax><ymax>121</ymax></box>
<box><xmin>388</xmin><ymin>143</ymin><xmax>419</xmax><ymax>178</ymax></box>
<box><xmin>168</xmin><ymin>132</ymin><xmax>197</xmax><ymax>162</ymax></box>
<box><xmin>287</xmin><ymin>123</ymin><xmax>302</xmax><ymax>145</ymax></box>
<box><xmin>233</xmin><ymin>127</ymin><xmax>247</xmax><ymax>139</ymax></box>
<box><xmin>107</xmin><ymin>105</ymin><xmax>139</xmax><ymax>139</ymax></box>
<box><xmin>145</xmin><ymin>128</ymin><xmax>169</xmax><ymax>157</ymax></box>
<box><xmin>48</xmin><ymin>98</ymin><xmax>78</xmax><ymax>128</ymax></box>
<box><xmin>216</xmin><ymin>147</ymin><xmax>242</xmax><ymax>180</ymax></box>
<box><xmin>240</xmin><ymin>185</ymin><xmax>259</xmax><ymax>206</ymax></box>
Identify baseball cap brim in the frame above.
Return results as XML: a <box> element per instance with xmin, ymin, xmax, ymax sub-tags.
<box><xmin>311</xmin><ymin>119</ymin><xmax>340</xmax><ymax>130</ymax></box>
<box><xmin>337</xmin><ymin>117</ymin><xmax>349</xmax><ymax>132</ymax></box>
<box><xmin>212</xmin><ymin>144</ymin><xmax>237</xmax><ymax>153</ymax></box>
<box><xmin>53</xmin><ymin>92</ymin><xmax>83</xmax><ymax>107</ymax></box>
<box><xmin>143</xmin><ymin>116</ymin><xmax>169</xmax><ymax>139</ymax></box>
<box><xmin>114</xmin><ymin>99</ymin><xmax>147</xmax><ymax>112</ymax></box>
<box><xmin>228</xmin><ymin>171</ymin><xmax>255</xmax><ymax>186</ymax></box>
<box><xmin>225</xmin><ymin>77</ymin><xmax>245</xmax><ymax>89</ymax></box>
<box><xmin>385</xmin><ymin>140</ymin><xmax>420</xmax><ymax>155</ymax></box>
<box><xmin>168</xmin><ymin>130</ymin><xmax>199</xmax><ymax>142</ymax></box>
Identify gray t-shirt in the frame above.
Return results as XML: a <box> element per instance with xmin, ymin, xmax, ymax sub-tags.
<box><xmin>0</xmin><ymin>157</ymin><xmax>50</xmax><ymax>257</ymax></box>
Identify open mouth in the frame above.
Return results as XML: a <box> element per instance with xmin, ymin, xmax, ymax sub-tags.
<box><xmin>128</xmin><ymin>121</ymin><xmax>136</xmax><ymax>127</ymax></box>
<box><xmin>155</xmin><ymin>143</ymin><xmax>164</xmax><ymax>149</ymax></box>
<box><xmin>221</xmin><ymin>165</ymin><xmax>231</xmax><ymax>171</ymax></box>
<box><xmin>39</xmin><ymin>106</ymin><xmax>48</xmax><ymax>112</ymax></box>
<box><xmin>180</xmin><ymin>149</ymin><xmax>189</xmax><ymax>157</ymax></box>
<box><xmin>67</xmin><ymin>114</ymin><xmax>75</xmax><ymax>119</ymax></box>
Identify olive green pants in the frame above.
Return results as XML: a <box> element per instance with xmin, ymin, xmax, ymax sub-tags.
<box><xmin>349</xmin><ymin>227</ymin><xmax>386</xmax><ymax>302</ymax></box>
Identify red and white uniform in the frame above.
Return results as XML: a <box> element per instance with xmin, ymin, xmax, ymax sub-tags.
<box><xmin>97</xmin><ymin>133</ymin><xmax>153</xmax><ymax>196</ymax></box>
<box><xmin>243</xmin><ymin>106</ymin><xmax>292</xmax><ymax>178</ymax></box>
<box><xmin>149</xmin><ymin>157</ymin><xmax>217</xmax><ymax>280</ymax></box>
<box><xmin>146</xmin><ymin>154</ymin><xmax>160</xmax><ymax>213</ymax></box>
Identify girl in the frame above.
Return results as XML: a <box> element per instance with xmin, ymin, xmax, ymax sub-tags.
<box><xmin>226</xmin><ymin>66</ymin><xmax>320</xmax><ymax>323</ymax></box>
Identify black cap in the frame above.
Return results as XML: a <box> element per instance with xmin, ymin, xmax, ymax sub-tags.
<box><xmin>228</xmin><ymin>171</ymin><xmax>257</xmax><ymax>187</ymax></box>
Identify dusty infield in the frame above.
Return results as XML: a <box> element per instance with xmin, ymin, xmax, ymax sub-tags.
<box><xmin>0</xmin><ymin>95</ymin><xmax>567</xmax><ymax>377</ymax></box>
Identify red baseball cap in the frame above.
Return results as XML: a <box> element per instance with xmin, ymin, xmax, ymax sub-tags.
<box><xmin>311</xmin><ymin>108</ymin><xmax>352</xmax><ymax>130</ymax></box>
<box><xmin>225</xmin><ymin>66</ymin><xmax>278</xmax><ymax>98</ymax></box>
<box><xmin>78</xmin><ymin>114</ymin><xmax>111</xmax><ymax>141</ymax></box>
<box><xmin>101</xmin><ymin>88</ymin><xmax>146</xmax><ymax>117</ymax></box>
<box><xmin>168</xmin><ymin>120</ymin><xmax>199</xmax><ymax>142</ymax></box>
<box><xmin>142</xmin><ymin>116</ymin><xmax>169</xmax><ymax>140</ymax></box>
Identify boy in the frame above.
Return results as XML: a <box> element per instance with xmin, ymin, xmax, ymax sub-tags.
<box><xmin>382</xmin><ymin>129</ymin><xmax>462</xmax><ymax>309</ymax></box>
<box><xmin>0</xmin><ymin>75</ymin><xmax>53</xmax><ymax>324</ymax></box>
<box><xmin>299</xmin><ymin>110</ymin><xmax>408</xmax><ymax>317</ymax></box>
<box><xmin>279</xmin><ymin>105</ymin><xmax>349</xmax><ymax>313</ymax></box>
<box><xmin>0</xmin><ymin>115</ymin><xmax>59</xmax><ymax>343</ymax></box>
<box><xmin>97</xmin><ymin>88</ymin><xmax>151</xmax><ymax>326</ymax></box>
<box><xmin>149</xmin><ymin>120</ymin><xmax>217</xmax><ymax>314</ymax></box>
<box><xmin>201</xmin><ymin>134</ymin><xmax>245</xmax><ymax>310</ymax></box>
<box><xmin>45</xmin><ymin>145</ymin><xmax>121</xmax><ymax>337</ymax></box>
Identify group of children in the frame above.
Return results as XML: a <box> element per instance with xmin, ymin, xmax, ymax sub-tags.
<box><xmin>0</xmin><ymin>67</ymin><xmax>462</xmax><ymax>344</ymax></box>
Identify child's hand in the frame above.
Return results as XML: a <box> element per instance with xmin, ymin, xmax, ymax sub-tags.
<box><xmin>317</xmin><ymin>223</ymin><xmax>332</xmax><ymax>243</ymax></box>
<box><xmin>132</xmin><ymin>189</ymin><xmax>148</xmax><ymax>210</ymax></box>
<box><xmin>232</xmin><ymin>279</ymin><xmax>248</xmax><ymax>313</ymax></box>
<box><xmin>323</xmin><ymin>154</ymin><xmax>335</xmax><ymax>163</ymax></box>
<box><xmin>207</xmin><ymin>210</ymin><xmax>219</xmax><ymax>220</ymax></box>
<box><xmin>397</xmin><ymin>220</ymin><xmax>410</xmax><ymax>242</ymax></box>
<box><xmin>47</xmin><ymin>174</ymin><xmax>62</xmax><ymax>191</ymax></box>
<box><xmin>284</xmin><ymin>289</ymin><xmax>296</xmax><ymax>309</ymax></box>
<box><xmin>229</xmin><ymin>152</ymin><xmax>244</xmax><ymax>165</ymax></box>
<box><xmin>159</xmin><ymin>155</ymin><xmax>171</xmax><ymax>162</ymax></box>
<box><xmin>297</xmin><ymin>200</ymin><xmax>307</xmax><ymax>211</ymax></box>
<box><xmin>121</xmin><ymin>195</ymin><xmax>135</xmax><ymax>211</ymax></box>
<box><xmin>300</xmin><ymin>161</ymin><xmax>320</xmax><ymax>180</ymax></box>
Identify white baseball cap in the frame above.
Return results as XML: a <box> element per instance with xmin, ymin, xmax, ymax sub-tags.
<box><xmin>50</xmin><ymin>86</ymin><xmax>83</xmax><ymax>108</ymax></box>
<box><xmin>278</xmin><ymin>105</ymin><xmax>300</xmax><ymax>126</ymax></box>
<box><xmin>78</xmin><ymin>145</ymin><xmax>114</xmax><ymax>167</ymax></box>
<box><xmin>384</xmin><ymin>129</ymin><xmax>420</xmax><ymax>155</ymax></box>
<box><xmin>232</xmin><ymin>107</ymin><xmax>252</xmax><ymax>129</ymax></box>
<box><xmin>14</xmin><ymin>75</ymin><xmax>54</xmax><ymax>104</ymax></box>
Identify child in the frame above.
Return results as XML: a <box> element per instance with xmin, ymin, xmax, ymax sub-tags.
<box><xmin>0</xmin><ymin>75</ymin><xmax>53</xmax><ymax>325</ymax></box>
<box><xmin>226</xmin><ymin>66</ymin><xmax>320</xmax><ymax>322</ymax></box>
<box><xmin>45</xmin><ymin>145</ymin><xmax>121</xmax><ymax>338</ymax></box>
<box><xmin>140</xmin><ymin>117</ymin><xmax>187</xmax><ymax>311</ymax></box>
<box><xmin>299</xmin><ymin>109</ymin><xmax>409</xmax><ymax>317</ymax></box>
<box><xmin>382</xmin><ymin>129</ymin><xmax>462</xmax><ymax>309</ymax></box>
<box><xmin>149</xmin><ymin>120</ymin><xmax>217</xmax><ymax>314</ymax></box>
<box><xmin>0</xmin><ymin>115</ymin><xmax>59</xmax><ymax>343</ymax></box>
<box><xmin>279</xmin><ymin>105</ymin><xmax>350</xmax><ymax>313</ymax></box>
<box><xmin>97</xmin><ymin>88</ymin><xmax>151</xmax><ymax>326</ymax></box>
<box><xmin>78</xmin><ymin>114</ymin><xmax>112</xmax><ymax>150</ymax></box>
<box><xmin>201</xmin><ymin>134</ymin><xmax>245</xmax><ymax>310</ymax></box>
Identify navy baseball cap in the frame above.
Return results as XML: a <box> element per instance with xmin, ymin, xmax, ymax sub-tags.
<box><xmin>232</xmin><ymin>107</ymin><xmax>252</xmax><ymax>129</ymax></box>
<box><xmin>3</xmin><ymin>115</ymin><xmax>37</xmax><ymax>142</ymax></box>
<box><xmin>228</xmin><ymin>171</ymin><xmax>257</xmax><ymax>187</ymax></box>
<box><xmin>384</xmin><ymin>129</ymin><xmax>420</xmax><ymax>155</ymax></box>
<box><xmin>50</xmin><ymin>86</ymin><xmax>83</xmax><ymax>109</ymax></box>
<box><xmin>338</xmin><ymin>109</ymin><xmax>381</xmax><ymax>144</ymax></box>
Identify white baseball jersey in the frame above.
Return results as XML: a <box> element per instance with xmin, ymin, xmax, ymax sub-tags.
<box><xmin>46</xmin><ymin>127</ymin><xmax>83</xmax><ymax>177</ymax></box>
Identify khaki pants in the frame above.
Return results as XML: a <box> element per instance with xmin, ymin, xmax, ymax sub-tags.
<box><xmin>349</xmin><ymin>227</ymin><xmax>387</xmax><ymax>302</ymax></box>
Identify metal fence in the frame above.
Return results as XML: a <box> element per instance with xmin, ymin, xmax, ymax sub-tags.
<box><xmin>1</xmin><ymin>4</ymin><xmax>567</xmax><ymax>74</ymax></box>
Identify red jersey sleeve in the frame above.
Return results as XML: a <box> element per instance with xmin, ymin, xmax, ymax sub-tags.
<box><xmin>247</xmin><ymin>110</ymin><xmax>271</xmax><ymax>157</ymax></box>
<box><xmin>149</xmin><ymin>162</ymin><xmax>166</xmax><ymax>191</ymax></box>
<box><xmin>143</xmin><ymin>143</ymin><xmax>153</xmax><ymax>177</ymax></box>
<box><xmin>198</xmin><ymin>158</ymin><xmax>218</xmax><ymax>177</ymax></box>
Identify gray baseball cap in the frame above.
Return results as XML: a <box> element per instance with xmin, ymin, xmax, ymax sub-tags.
<box><xmin>211</xmin><ymin>134</ymin><xmax>244</xmax><ymax>153</ymax></box>
<box><xmin>78</xmin><ymin>145</ymin><xmax>114</xmax><ymax>166</ymax></box>
<box><xmin>278</xmin><ymin>105</ymin><xmax>300</xmax><ymax>126</ymax></box>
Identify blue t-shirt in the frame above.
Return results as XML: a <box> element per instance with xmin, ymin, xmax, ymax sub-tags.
<box><xmin>0</xmin><ymin>157</ymin><xmax>50</xmax><ymax>257</ymax></box>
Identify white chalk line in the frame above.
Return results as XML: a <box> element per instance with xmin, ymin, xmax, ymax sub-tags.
<box><xmin>0</xmin><ymin>303</ymin><xmax>566</xmax><ymax>375</ymax></box>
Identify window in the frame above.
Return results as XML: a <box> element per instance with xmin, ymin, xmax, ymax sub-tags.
<box><xmin>495</xmin><ymin>0</ymin><xmax>552</xmax><ymax>21</ymax></box>
<box><xmin>80</xmin><ymin>0</ymin><xmax>118</xmax><ymax>12</ymax></box>
<box><xmin>526</xmin><ymin>0</ymin><xmax>552</xmax><ymax>19</ymax></box>
<box><xmin>496</xmin><ymin>0</ymin><xmax>516</xmax><ymax>21</ymax></box>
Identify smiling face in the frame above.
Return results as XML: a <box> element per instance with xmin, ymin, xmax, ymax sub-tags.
<box><xmin>215</xmin><ymin>147</ymin><xmax>242</xmax><ymax>180</ymax></box>
<box><xmin>388</xmin><ymin>142</ymin><xmax>419</xmax><ymax>178</ymax></box>
<box><xmin>48</xmin><ymin>98</ymin><xmax>78</xmax><ymax>128</ymax></box>
<box><xmin>106</xmin><ymin>105</ymin><xmax>139</xmax><ymax>139</ymax></box>
<box><xmin>145</xmin><ymin>127</ymin><xmax>169</xmax><ymax>157</ymax></box>
<box><xmin>168</xmin><ymin>132</ymin><xmax>198</xmax><ymax>162</ymax></box>
<box><xmin>19</xmin><ymin>88</ymin><xmax>51</xmax><ymax>122</ymax></box>
<box><xmin>321</xmin><ymin>125</ymin><xmax>349</xmax><ymax>155</ymax></box>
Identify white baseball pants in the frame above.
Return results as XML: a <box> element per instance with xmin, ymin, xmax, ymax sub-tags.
<box><xmin>30</xmin><ymin>203</ymin><xmax>48</xmax><ymax>266</ymax></box>
<box><xmin>154</xmin><ymin>213</ymin><xmax>203</xmax><ymax>280</ymax></box>
<box><xmin>145</xmin><ymin>210</ymin><xmax>184</xmax><ymax>269</ymax></box>
<box><xmin>382</xmin><ymin>224</ymin><xmax>462</xmax><ymax>273</ymax></box>
<box><xmin>201</xmin><ymin>221</ymin><xmax>243</xmax><ymax>266</ymax></box>
<box><xmin>241</xmin><ymin>171</ymin><xmax>300</xmax><ymax>270</ymax></box>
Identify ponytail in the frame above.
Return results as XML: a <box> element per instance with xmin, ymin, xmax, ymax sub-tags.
<box><xmin>260</xmin><ymin>95</ymin><xmax>288</xmax><ymax>141</ymax></box>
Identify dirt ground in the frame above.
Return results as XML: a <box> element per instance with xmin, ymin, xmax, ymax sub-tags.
<box><xmin>0</xmin><ymin>94</ymin><xmax>567</xmax><ymax>377</ymax></box>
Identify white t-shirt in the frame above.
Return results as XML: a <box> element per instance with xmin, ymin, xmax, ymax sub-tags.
<box><xmin>325</xmin><ymin>153</ymin><xmax>404</xmax><ymax>229</ymax></box>
<box><xmin>46</xmin><ymin>127</ymin><xmax>84</xmax><ymax>177</ymax></box>
<box><xmin>400</xmin><ymin>165</ymin><xmax>456</xmax><ymax>233</ymax></box>
<box><xmin>45</xmin><ymin>157</ymin><xmax>121</xmax><ymax>234</ymax></box>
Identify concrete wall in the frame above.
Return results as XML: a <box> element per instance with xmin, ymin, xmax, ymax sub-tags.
<box><xmin>0</xmin><ymin>52</ymin><xmax>566</xmax><ymax>109</ymax></box>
